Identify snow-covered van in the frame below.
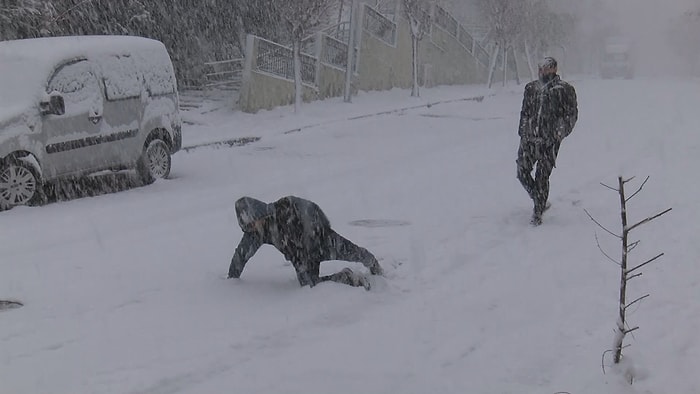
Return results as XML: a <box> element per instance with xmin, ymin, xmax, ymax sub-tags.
<box><xmin>0</xmin><ymin>35</ymin><xmax>182</xmax><ymax>208</ymax></box>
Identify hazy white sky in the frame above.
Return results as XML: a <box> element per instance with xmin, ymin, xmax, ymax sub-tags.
<box><xmin>615</xmin><ymin>0</ymin><xmax>695</xmax><ymax>74</ymax></box>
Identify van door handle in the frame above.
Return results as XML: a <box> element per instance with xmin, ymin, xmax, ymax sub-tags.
<box><xmin>89</xmin><ymin>114</ymin><xmax>102</xmax><ymax>125</ymax></box>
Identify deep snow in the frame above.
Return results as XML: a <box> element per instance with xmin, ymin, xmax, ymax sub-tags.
<box><xmin>1</xmin><ymin>78</ymin><xmax>698</xmax><ymax>394</ymax></box>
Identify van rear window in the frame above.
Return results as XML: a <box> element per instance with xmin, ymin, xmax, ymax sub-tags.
<box><xmin>143</xmin><ymin>65</ymin><xmax>176</xmax><ymax>96</ymax></box>
<box><xmin>102</xmin><ymin>54</ymin><xmax>143</xmax><ymax>101</ymax></box>
<box><xmin>100</xmin><ymin>49</ymin><xmax>176</xmax><ymax>100</ymax></box>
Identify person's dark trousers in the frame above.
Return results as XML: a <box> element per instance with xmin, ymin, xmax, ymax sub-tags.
<box><xmin>516</xmin><ymin>139</ymin><xmax>560</xmax><ymax>215</ymax></box>
<box><xmin>295</xmin><ymin>230</ymin><xmax>378</xmax><ymax>287</ymax></box>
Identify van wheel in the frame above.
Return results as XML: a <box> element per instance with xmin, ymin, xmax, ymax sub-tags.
<box><xmin>0</xmin><ymin>159</ymin><xmax>43</xmax><ymax>209</ymax></box>
<box><xmin>137</xmin><ymin>139</ymin><xmax>171</xmax><ymax>185</ymax></box>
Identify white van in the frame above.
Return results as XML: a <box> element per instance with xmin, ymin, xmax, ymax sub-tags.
<box><xmin>0</xmin><ymin>35</ymin><xmax>182</xmax><ymax>209</ymax></box>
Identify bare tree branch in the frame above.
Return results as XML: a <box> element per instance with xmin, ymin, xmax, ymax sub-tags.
<box><xmin>584</xmin><ymin>209</ymin><xmax>621</xmax><ymax>239</ymax></box>
<box><xmin>625</xmin><ymin>176</ymin><xmax>650</xmax><ymax>202</ymax></box>
<box><xmin>595</xmin><ymin>232</ymin><xmax>621</xmax><ymax>266</ymax></box>
<box><xmin>625</xmin><ymin>320</ymin><xmax>639</xmax><ymax>340</ymax></box>
<box><xmin>602</xmin><ymin>348</ymin><xmax>614</xmax><ymax>374</ymax></box>
<box><xmin>624</xmin><ymin>326</ymin><xmax>640</xmax><ymax>335</ymax></box>
<box><xmin>626</xmin><ymin>208</ymin><xmax>672</xmax><ymax>232</ymax></box>
<box><xmin>627</xmin><ymin>253</ymin><xmax>664</xmax><ymax>274</ymax></box>
<box><xmin>624</xmin><ymin>294</ymin><xmax>650</xmax><ymax>311</ymax></box>
<box><xmin>627</xmin><ymin>240</ymin><xmax>640</xmax><ymax>253</ymax></box>
<box><xmin>622</xmin><ymin>176</ymin><xmax>636</xmax><ymax>184</ymax></box>
<box><xmin>600</xmin><ymin>182</ymin><xmax>618</xmax><ymax>192</ymax></box>
<box><xmin>50</xmin><ymin>0</ymin><xmax>94</xmax><ymax>25</ymax></box>
<box><xmin>627</xmin><ymin>272</ymin><xmax>643</xmax><ymax>281</ymax></box>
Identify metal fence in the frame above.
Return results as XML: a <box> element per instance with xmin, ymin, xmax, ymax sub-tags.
<box><xmin>363</xmin><ymin>5</ymin><xmax>397</xmax><ymax>45</ymax></box>
<box><xmin>203</xmin><ymin>58</ymin><xmax>244</xmax><ymax>89</ymax></box>
<box><xmin>256</xmin><ymin>38</ymin><xmax>317</xmax><ymax>85</ymax></box>
<box><xmin>434</xmin><ymin>6</ymin><xmax>458</xmax><ymax>38</ymax></box>
<box><xmin>322</xmin><ymin>35</ymin><xmax>348</xmax><ymax>69</ymax></box>
<box><xmin>325</xmin><ymin>21</ymin><xmax>351</xmax><ymax>43</ymax></box>
<box><xmin>458</xmin><ymin>25</ymin><xmax>474</xmax><ymax>53</ymax></box>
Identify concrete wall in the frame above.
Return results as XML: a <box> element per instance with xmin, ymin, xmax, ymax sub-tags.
<box><xmin>239</xmin><ymin>5</ymin><xmax>509</xmax><ymax>113</ymax></box>
<box><xmin>357</xmin><ymin>12</ymin><xmax>490</xmax><ymax>93</ymax></box>
<box><xmin>239</xmin><ymin>71</ymin><xmax>319</xmax><ymax>113</ymax></box>
<box><xmin>239</xmin><ymin>35</ymin><xmax>320</xmax><ymax>113</ymax></box>
<box><xmin>318</xmin><ymin>64</ymin><xmax>347</xmax><ymax>99</ymax></box>
<box><xmin>356</xmin><ymin>13</ymin><xmax>412</xmax><ymax>92</ymax></box>
<box><xmin>419</xmin><ymin>25</ymin><xmax>489</xmax><ymax>87</ymax></box>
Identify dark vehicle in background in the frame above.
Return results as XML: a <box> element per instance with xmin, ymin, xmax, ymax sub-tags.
<box><xmin>600</xmin><ymin>37</ymin><xmax>634</xmax><ymax>79</ymax></box>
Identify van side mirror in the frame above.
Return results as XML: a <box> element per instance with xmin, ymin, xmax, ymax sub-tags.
<box><xmin>40</xmin><ymin>94</ymin><xmax>65</xmax><ymax>116</ymax></box>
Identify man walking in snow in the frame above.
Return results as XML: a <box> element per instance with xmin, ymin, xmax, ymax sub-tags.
<box><xmin>228</xmin><ymin>196</ymin><xmax>384</xmax><ymax>290</ymax></box>
<box><xmin>516</xmin><ymin>57</ymin><xmax>578</xmax><ymax>225</ymax></box>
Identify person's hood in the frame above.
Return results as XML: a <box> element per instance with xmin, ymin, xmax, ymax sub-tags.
<box><xmin>235</xmin><ymin>197</ymin><xmax>273</xmax><ymax>232</ymax></box>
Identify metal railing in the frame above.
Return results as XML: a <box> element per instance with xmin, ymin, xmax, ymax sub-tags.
<box><xmin>203</xmin><ymin>58</ymin><xmax>244</xmax><ymax>89</ymax></box>
<box><xmin>325</xmin><ymin>21</ymin><xmax>351</xmax><ymax>43</ymax></box>
<box><xmin>322</xmin><ymin>35</ymin><xmax>349</xmax><ymax>69</ymax></box>
<box><xmin>301</xmin><ymin>21</ymin><xmax>351</xmax><ymax>55</ymax></box>
<box><xmin>256</xmin><ymin>38</ymin><xmax>317</xmax><ymax>85</ymax></box>
<box><xmin>363</xmin><ymin>5</ymin><xmax>397</xmax><ymax>45</ymax></box>
<box><xmin>434</xmin><ymin>5</ymin><xmax>458</xmax><ymax>38</ymax></box>
<box><xmin>458</xmin><ymin>25</ymin><xmax>474</xmax><ymax>53</ymax></box>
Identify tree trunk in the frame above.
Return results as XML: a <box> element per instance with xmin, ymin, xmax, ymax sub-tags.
<box><xmin>502</xmin><ymin>44</ymin><xmax>508</xmax><ymax>87</ymax></box>
<box><xmin>237</xmin><ymin>15</ymin><xmax>246</xmax><ymax>57</ymax></box>
<box><xmin>524</xmin><ymin>38</ymin><xmax>537</xmax><ymax>80</ymax></box>
<box><xmin>512</xmin><ymin>46</ymin><xmax>522</xmax><ymax>85</ymax></box>
<box><xmin>337</xmin><ymin>0</ymin><xmax>345</xmax><ymax>26</ymax></box>
<box><xmin>293</xmin><ymin>40</ymin><xmax>303</xmax><ymax>114</ymax></box>
<box><xmin>613</xmin><ymin>176</ymin><xmax>628</xmax><ymax>364</ymax></box>
<box><xmin>411</xmin><ymin>34</ymin><xmax>420</xmax><ymax>97</ymax></box>
<box><xmin>487</xmin><ymin>43</ymin><xmax>499</xmax><ymax>89</ymax></box>
<box><xmin>344</xmin><ymin>0</ymin><xmax>357</xmax><ymax>103</ymax></box>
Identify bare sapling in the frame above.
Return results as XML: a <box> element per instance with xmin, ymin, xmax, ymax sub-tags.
<box><xmin>584</xmin><ymin>176</ymin><xmax>671</xmax><ymax>376</ymax></box>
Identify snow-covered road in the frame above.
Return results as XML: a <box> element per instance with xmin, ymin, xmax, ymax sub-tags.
<box><xmin>1</xmin><ymin>78</ymin><xmax>698</xmax><ymax>394</ymax></box>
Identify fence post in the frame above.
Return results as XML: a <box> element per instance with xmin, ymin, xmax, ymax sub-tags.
<box><xmin>239</xmin><ymin>34</ymin><xmax>257</xmax><ymax>112</ymax></box>
<box><xmin>315</xmin><ymin>31</ymin><xmax>324</xmax><ymax>96</ymax></box>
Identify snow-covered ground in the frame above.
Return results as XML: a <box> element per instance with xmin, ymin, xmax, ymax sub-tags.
<box><xmin>1</xmin><ymin>78</ymin><xmax>698</xmax><ymax>394</ymax></box>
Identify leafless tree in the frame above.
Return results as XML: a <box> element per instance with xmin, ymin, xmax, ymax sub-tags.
<box><xmin>273</xmin><ymin>0</ymin><xmax>336</xmax><ymax>113</ymax></box>
<box><xmin>473</xmin><ymin>0</ymin><xmax>573</xmax><ymax>84</ymax></box>
<box><xmin>401</xmin><ymin>0</ymin><xmax>433</xmax><ymax>97</ymax></box>
<box><xmin>584</xmin><ymin>176</ymin><xmax>671</xmax><ymax>379</ymax></box>
<box><xmin>474</xmin><ymin>0</ymin><xmax>526</xmax><ymax>87</ymax></box>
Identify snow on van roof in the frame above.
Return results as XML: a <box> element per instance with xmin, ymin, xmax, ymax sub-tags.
<box><xmin>0</xmin><ymin>35</ymin><xmax>166</xmax><ymax>63</ymax></box>
<box><xmin>0</xmin><ymin>36</ymin><xmax>172</xmax><ymax>122</ymax></box>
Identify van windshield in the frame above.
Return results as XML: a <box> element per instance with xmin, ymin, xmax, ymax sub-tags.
<box><xmin>0</xmin><ymin>55</ymin><xmax>49</xmax><ymax>118</ymax></box>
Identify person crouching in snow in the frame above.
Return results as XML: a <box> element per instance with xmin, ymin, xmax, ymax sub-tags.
<box><xmin>228</xmin><ymin>196</ymin><xmax>384</xmax><ymax>290</ymax></box>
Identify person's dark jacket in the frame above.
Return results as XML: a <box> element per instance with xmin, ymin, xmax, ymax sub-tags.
<box><xmin>518</xmin><ymin>75</ymin><xmax>578</xmax><ymax>144</ymax></box>
<box><xmin>228</xmin><ymin>196</ymin><xmax>333</xmax><ymax>278</ymax></box>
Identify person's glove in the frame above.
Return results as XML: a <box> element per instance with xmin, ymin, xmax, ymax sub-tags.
<box><xmin>370</xmin><ymin>262</ymin><xmax>384</xmax><ymax>276</ymax></box>
<box><xmin>556</xmin><ymin>119</ymin><xmax>570</xmax><ymax>141</ymax></box>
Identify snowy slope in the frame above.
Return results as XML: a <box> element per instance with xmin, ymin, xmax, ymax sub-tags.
<box><xmin>1</xmin><ymin>78</ymin><xmax>698</xmax><ymax>394</ymax></box>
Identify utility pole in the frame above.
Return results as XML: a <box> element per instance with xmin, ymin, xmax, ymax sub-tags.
<box><xmin>344</xmin><ymin>0</ymin><xmax>357</xmax><ymax>103</ymax></box>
